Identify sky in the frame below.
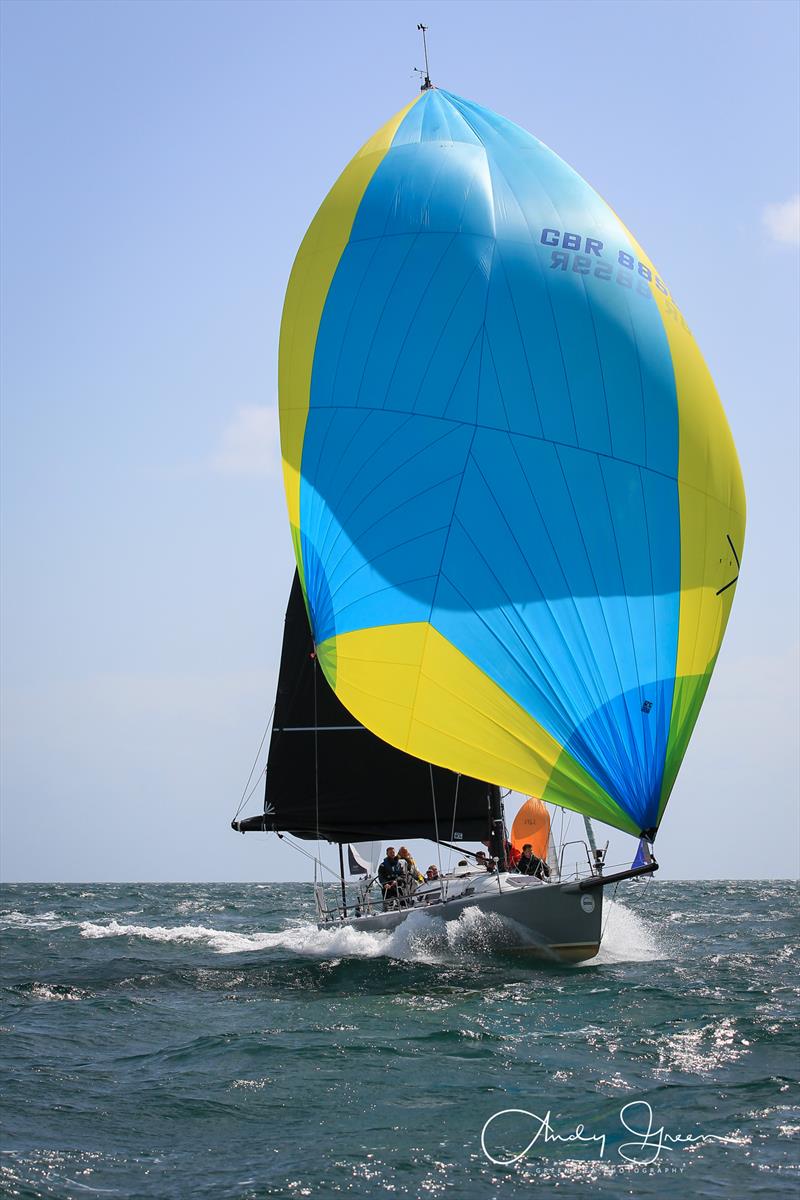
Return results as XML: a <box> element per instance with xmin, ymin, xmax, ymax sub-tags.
<box><xmin>1</xmin><ymin>0</ymin><xmax>798</xmax><ymax>884</ymax></box>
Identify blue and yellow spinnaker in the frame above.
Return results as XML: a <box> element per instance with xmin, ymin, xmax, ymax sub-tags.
<box><xmin>278</xmin><ymin>88</ymin><xmax>745</xmax><ymax>839</ymax></box>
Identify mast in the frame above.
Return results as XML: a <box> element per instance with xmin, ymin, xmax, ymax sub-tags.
<box><xmin>489</xmin><ymin>785</ymin><xmax>508</xmax><ymax>871</ymax></box>
<box><xmin>337</xmin><ymin>842</ymin><xmax>348</xmax><ymax>918</ymax></box>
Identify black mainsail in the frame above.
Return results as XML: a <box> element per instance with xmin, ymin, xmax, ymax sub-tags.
<box><xmin>232</xmin><ymin>573</ymin><xmax>495</xmax><ymax>844</ymax></box>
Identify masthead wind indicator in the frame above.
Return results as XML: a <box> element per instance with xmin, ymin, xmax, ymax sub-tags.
<box><xmin>416</xmin><ymin>23</ymin><xmax>433</xmax><ymax>90</ymax></box>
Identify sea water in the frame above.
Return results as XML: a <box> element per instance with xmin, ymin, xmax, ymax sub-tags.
<box><xmin>0</xmin><ymin>881</ymin><xmax>797</xmax><ymax>1198</ymax></box>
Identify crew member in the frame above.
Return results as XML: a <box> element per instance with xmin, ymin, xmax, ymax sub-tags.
<box><xmin>378</xmin><ymin>847</ymin><xmax>404</xmax><ymax>908</ymax></box>
<box><xmin>398</xmin><ymin>846</ymin><xmax>424</xmax><ymax>885</ymax></box>
<box><xmin>515</xmin><ymin>843</ymin><xmax>550</xmax><ymax>880</ymax></box>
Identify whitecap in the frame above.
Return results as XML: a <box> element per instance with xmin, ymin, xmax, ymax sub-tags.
<box><xmin>0</xmin><ymin>910</ymin><xmax>74</xmax><ymax>931</ymax></box>
<box><xmin>26</xmin><ymin>983</ymin><xmax>88</xmax><ymax>1002</ymax></box>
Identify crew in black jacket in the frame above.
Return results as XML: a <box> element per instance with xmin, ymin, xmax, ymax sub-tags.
<box><xmin>515</xmin><ymin>843</ymin><xmax>550</xmax><ymax>880</ymax></box>
<box><xmin>378</xmin><ymin>847</ymin><xmax>404</xmax><ymax>908</ymax></box>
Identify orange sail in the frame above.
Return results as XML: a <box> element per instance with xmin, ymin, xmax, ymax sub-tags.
<box><xmin>511</xmin><ymin>797</ymin><xmax>551</xmax><ymax>861</ymax></box>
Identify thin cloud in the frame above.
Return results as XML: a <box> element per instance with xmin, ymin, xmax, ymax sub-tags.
<box><xmin>212</xmin><ymin>405</ymin><xmax>280</xmax><ymax>477</ymax></box>
<box><xmin>762</xmin><ymin>194</ymin><xmax>800</xmax><ymax>246</ymax></box>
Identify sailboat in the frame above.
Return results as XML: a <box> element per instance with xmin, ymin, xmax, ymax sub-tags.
<box><xmin>233</xmin><ymin>75</ymin><xmax>745</xmax><ymax>962</ymax></box>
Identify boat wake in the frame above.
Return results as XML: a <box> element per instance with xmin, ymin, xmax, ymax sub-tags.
<box><xmin>79</xmin><ymin>897</ymin><xmax>665</xmax><ymax>964</ymax></box>
<box><xmin>78</xmin><ymin>910</ymin><xmax>502</xmax><ymax>961</ymax></box>
<box><xmin>591</xmin><ymin>897</ymin><xmax>667</xmax><ymax>964</ymax></box>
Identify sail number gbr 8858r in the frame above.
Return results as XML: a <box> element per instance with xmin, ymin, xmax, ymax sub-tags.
<box><xmin>540</xmin><ymin>227</ymin><xmax>689</xmax><ymax>330</ymax></box>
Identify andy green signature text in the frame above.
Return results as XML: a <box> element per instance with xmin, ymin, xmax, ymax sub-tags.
<box><xmin>481</xmin><ymin>1101</ymin><xmax>733</xmax><ymax>1166</ymax></box>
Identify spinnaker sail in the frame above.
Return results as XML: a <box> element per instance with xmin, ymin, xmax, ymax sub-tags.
<box><xmin>511</xmin><ymin>797</ymin><xmax>551</xmax><ymax>863</ymax></box>
<box><xmin>279</xmin><ymin>88</ymin><xmax>745</xmax><ymax>840</ymax></box>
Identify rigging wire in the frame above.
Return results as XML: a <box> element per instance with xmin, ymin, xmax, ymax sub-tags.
<box><xmin>449</xmin><ymin>774</ymin><xmax>460</xmax><ymax>843</ymax></box>
<box><xmin>429</xmin><ymin>764</ymin><xmax>444</xmax><ymax>888</ymax></box>
<box><xmin>313</xmin><ymin>653</ymin><xmax>323</xmax><ymax>890</ymax></box>
<box><xmin>233</xmin><ymin>701</ymin><xmax>276</xmax><ymax>821</ymax></box>
<box><xmin>238</xmin><ymin>761</ymin><xmax>269</xmax><ymax>814</ymax></box>
<box><xmin>446</xmin><ymin>773</ymin><xmax>461</xmax><ymax>876</ymax></box>
<box><xmin>280</xmin><ymin>832</ymin><xmax>347</xmax><ymax>883</ymax></box>
<box><xmin>443</xmin><ymin>772</ymin><xmax>462</xmax><ymax>878</ymax></box>
<box><xmin>599</xmin><ymin>866</ymin><xmax>653</xmax><ymax>946</ymax></box>
<box><xmin>618</xmin><ymin>868</ymin><xmax>654</xmax><ymax>909</ymax></box>
<box><xmin>600</xmin><ymin>880</ymin><xmax>621</xmax><ymax>943</ymax></box>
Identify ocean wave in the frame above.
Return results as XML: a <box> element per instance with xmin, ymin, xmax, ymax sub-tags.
<box><xmin>79</xmin><ymin>919</ymin><xmax>285</xmax><ymax>954</ymax></box>
<box><xmin>24</xmin><ymin>982</ymin><xmax>89</xmax><ymax>1002</ymax></box>
<box><xmin>0</xmin><ymin>910</ymin><xmax>75</xmax><ymax>931</ymax></box>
